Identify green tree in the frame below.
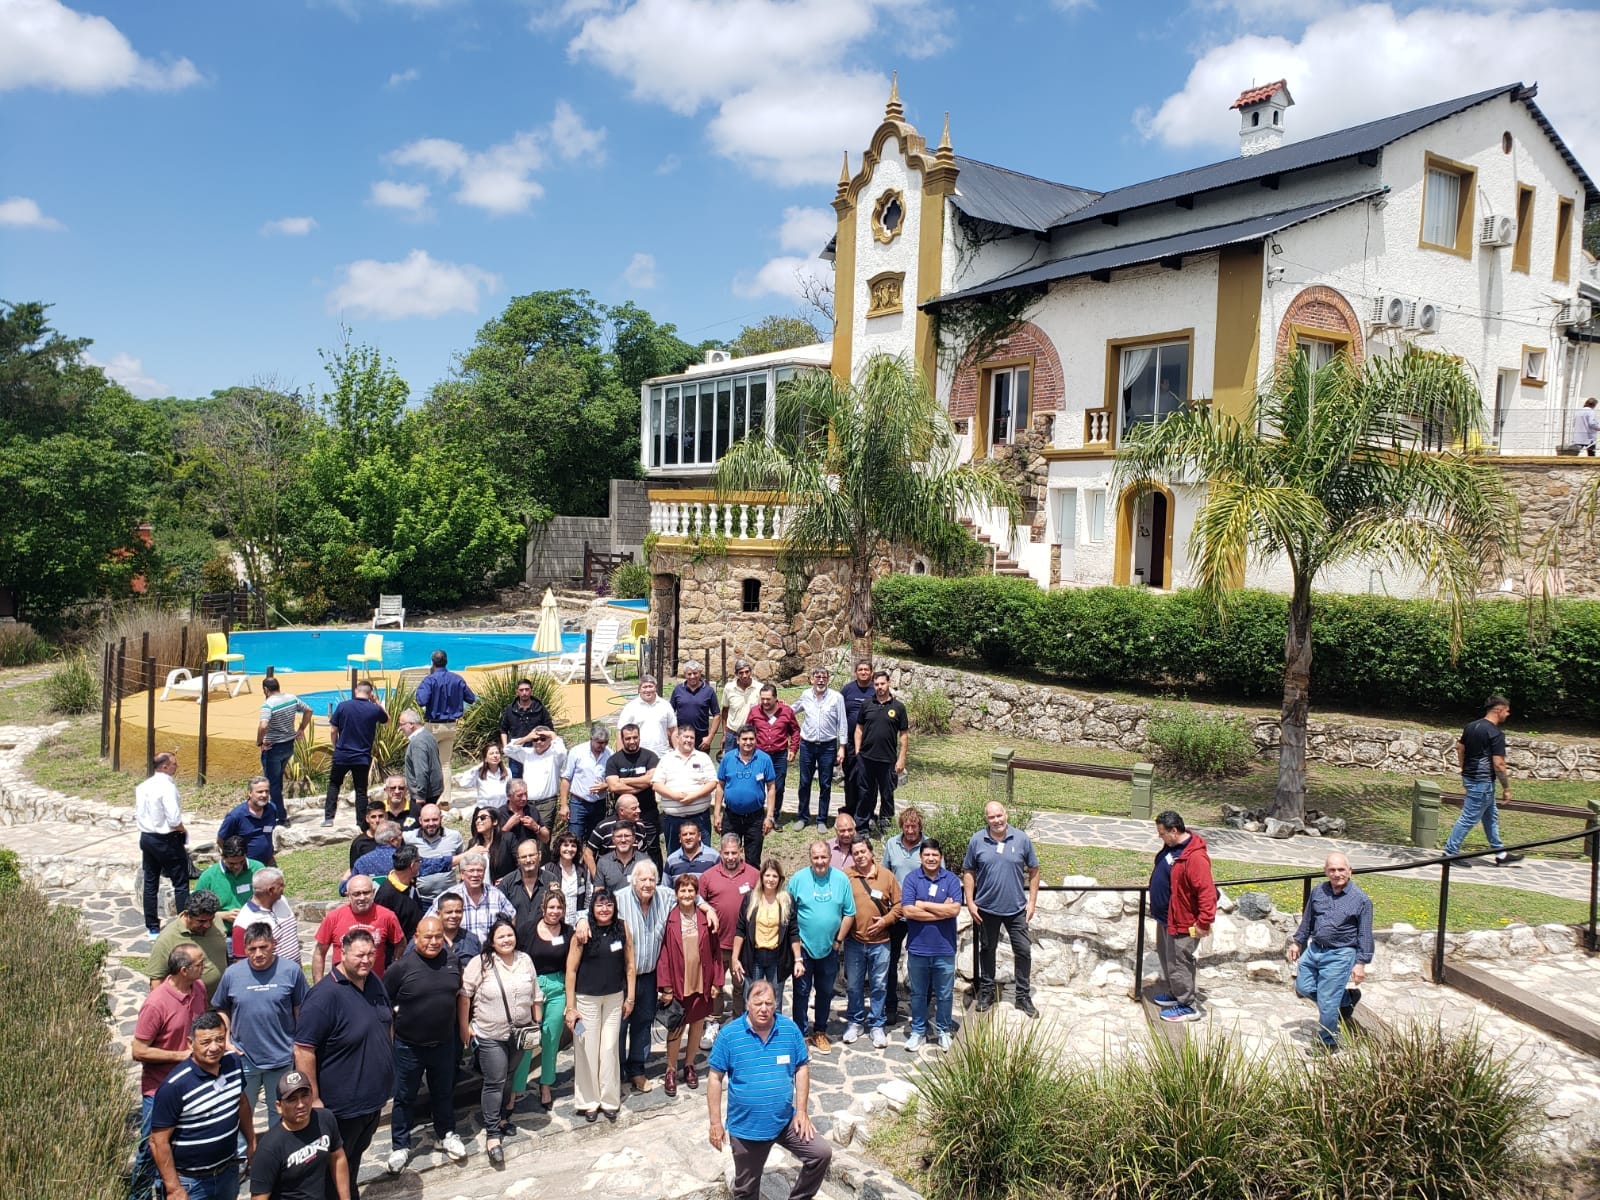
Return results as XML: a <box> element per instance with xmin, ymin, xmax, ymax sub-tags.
<box><xmin>727</xmin><ymin>314</ymin><xmax>823</xmax><ymax>359</ymax></box>
<box><xmin>715</xmin><ymin>354</ymin><xmax>1016</xmax><ymax>657</ymax></box>
<box><xmin>1114</xmin><ymin>350</ymin><xmax>1518</xmax><ymax>823</ymax></box>
<box><xmin>606</xmin><ymin>301</ymin><xmax>697</xmax><ymax>393</ymax></box>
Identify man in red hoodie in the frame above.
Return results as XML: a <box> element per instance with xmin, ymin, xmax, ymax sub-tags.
<box><xmin>1148</xmin><ymin>810</ymin><xmax>1215</xmax><ymax>1022</ymax></box>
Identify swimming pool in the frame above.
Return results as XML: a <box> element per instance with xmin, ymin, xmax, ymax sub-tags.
<box><xmin>228</xmin><ymin>629</ymin><xmax>584</xmax><ymax>675</ymax></box>
<box><xmin>608</xmin><ymin>598</ymin><xmax>649</xmax><ymax>612</ymax></box>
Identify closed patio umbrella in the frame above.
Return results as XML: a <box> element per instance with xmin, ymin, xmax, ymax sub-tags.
<box><xmin>533</xmin><ymin>588</ymin><xmax>563</xmax><ymax>666</ymax></box>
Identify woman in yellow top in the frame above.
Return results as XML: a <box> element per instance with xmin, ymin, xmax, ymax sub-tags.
<box><xmin>730</xmin><ymin>859</ymin><xmax>804</xmax><ymax>1012</ymax></box>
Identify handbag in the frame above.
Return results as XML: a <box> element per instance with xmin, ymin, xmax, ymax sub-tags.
<box><xmin>492</xmin><ymin>958</ymin><xmax>540</xmax><ymax>1053</ymax></box>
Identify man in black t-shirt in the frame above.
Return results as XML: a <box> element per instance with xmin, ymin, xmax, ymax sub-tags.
<box><xmin>497</xmin><ymin>678</ymin><xmax>553</xmax><ymax>779</ymax></box>
<box><xmin>606</xmin><ymin>723</ymin><xmax>662</xmax><ymax>863</ymax></box>
<box><xmin>853</xmin><ymin>671</ymin><xmax>909</xmax><ymax>832</ymax></box>
<box><xmin>250</xmin><ymin>1070</ymin><xmax>349</xmax><ymax>1200</ymax></box>
<box><xmin>1443</xmin><ymin>694</ymin><xmax>1522</xmax><ymax>867</ymax></box>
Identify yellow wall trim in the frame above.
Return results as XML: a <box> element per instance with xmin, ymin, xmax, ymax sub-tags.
<box><xmin>1103</xmin><ymin>328</ymin><xmax>1196</xmax><ymax>444</ymax></box>
<box><xmin>1111</xmin><ymin>482</ymin><xmax>1176</xmax><ymax>588</ymax></box>
<box><xmin>1553</xmin><ymin>196</ymin><xmax>1574</xmax><ymax>283</ymax></box>
<box><xmin>1512</xmin><ymin>183</ymin><xmax>1534</xmax><ymax>274</ymax></box>
<box><xmin>1212</xmin><ymin>243</ymin><xmax>1263</xmax><ymax>423</ymax></box>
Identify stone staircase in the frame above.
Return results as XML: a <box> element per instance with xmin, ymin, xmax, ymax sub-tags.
<box><xmin>956</xmin><ymin>518</ymin><xmax>1029</xmax><ymax>577</ymax></box>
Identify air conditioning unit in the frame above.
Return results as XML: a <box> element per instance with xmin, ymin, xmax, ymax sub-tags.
<box><xmin>704</xmin><ymin>349</ymin><xmax>732</xmax><ymax>365</ymax></box>
<box><xmin>1556</xmin><ymin>300</ymin><xmax>1594</xmax><ymax>326</ymax></box>
<box><xmin>1370</xmin><ymin>295</ymin><xmax>1407</xmax><ymax>328</ymax></box>
<box><xmin>1412</xmin><ymin>301</ymin><xmax>1443</xmax><ymax>334</ymax></box>
<box><xmin>1479</xmin><ymin>215</ymin><xmax>1515</xmax><ymax>247</ymax></box>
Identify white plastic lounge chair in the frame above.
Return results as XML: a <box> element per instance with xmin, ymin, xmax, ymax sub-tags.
<box><xmin>373</xmin><ymin>594</ymin><xmax>406</xmax><ymax>629</ymax></box>
<box><xmin>160</xmin><ymin>667</ymin><xmax>248</xmax><ymax>702</ymax></box>
<box><xmin>551</xmin><ymin>618</ymin><xmax>621</xmax><ymax>685</ymax></box>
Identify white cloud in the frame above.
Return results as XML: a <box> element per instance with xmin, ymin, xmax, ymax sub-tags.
<box><xmin>326</xmin><ymin>249</ymin><xmax>500</xmax><ymax>320</ymax></box>
<box><xmin>776</xmin><ymin>206</ymin><xmax>837</xmax><ymax>254</ymax></box>
<box><xmin>0</xmin><ymin>0</ymin><xmax>200</xmax><ymax>92</ymax></box>
<box><xmin>1051</xmin><ymin>0</ymin><xmax>1096</xmax><ymax>10</ymax></box>
<box><xmin>382</xmin><ymin>105</ymin><xmax>603</xmax><ymax>216</ymax></box>
<box><xmin>623</xmin><ymin>252</ymin><xmax>659</xmax><ymax>289</ymax></box>
<box><xmin>370</xmin><ymin>180</ymin><xmax>432</xmax><ymax>213</ymax></box>
<box><xmin>655</xmin><ymin>154</ymin><xmax>683</xmax><ymax>175</ymax></box>
<box><xmin>387</xmin><ymin>67</ymin><xmax>420</xmax><ymax>87</ymax></box>
<box><xmin>1140</xmin><ymin>4</ymin><xmax>1600</xmax><ymax>172</ymax></box>
<box><xmin>85</xmin><ymin>352</ymin><xmax>165</xmax><ymax>398</ymax></box>
<box><xmin>0</xmin><ymin>196</ymin><xmax>65</xmax><ymax>230</ymax></box>
<box><xmin>259</xmin><ymin>215</ymin><xmax>317</xmax><ymax>236</ymax></box>
<box><xmin>732</xmin><ymin>254</ymin><xmax>832</xmax><ymax>302</ymax></box>
<box><xmin>563</xmin><ymin>0</ymin><xmax>943</xmax><ymax>184</ymax></box>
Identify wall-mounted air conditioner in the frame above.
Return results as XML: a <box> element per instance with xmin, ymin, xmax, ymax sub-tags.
<box><xmin>704</xmin><ymin>349</ymin><xmax>732</xmax><ymax>364</ymax></box>
<box><xmin>1556</xmin><ymin>300</ymin><xmax>1594</xmax><ymax>327</ymax></box>
<box><xmin>1370</xmin><ymin>295</ymin><xmax>1406</xmax><ymax>328</ymax></box>
<box><xmin>1410</xmin><ymin>301</ymin><xmax>1442</xmax><ymax>334</ymax></box>
<box><xmin>1479</xmin><ymin>215</ymin><xmax>1515</xmax><ymax>247</ymax></box>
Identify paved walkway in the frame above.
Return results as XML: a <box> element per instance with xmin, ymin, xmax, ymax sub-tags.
<box><xmin>1030</xmin><ymin>811</ymin><xmax>1597</xmax><ymax>902</ymax></box>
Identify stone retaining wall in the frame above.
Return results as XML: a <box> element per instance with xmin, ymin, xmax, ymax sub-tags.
<box><xmin>876</xmin><ymin>656</ymin><xmax>1600</xmax><ymax>781</ymax></box>
<box><xmin>0</xmin><ymin>722</ymin><xmax>135</xmax><ymax>829</ymax></box>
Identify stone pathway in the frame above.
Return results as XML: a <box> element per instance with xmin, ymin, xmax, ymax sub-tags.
<box><xmin>1031</xmin><ymin>811</ymin><xmax>1597</xmax><ymax>902</ymax></box>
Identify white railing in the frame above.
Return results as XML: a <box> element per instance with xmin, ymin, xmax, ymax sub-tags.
<box><xmin>648</xmin><ymin>491</ymin><xmax>798</xmax><ymax>542</ymax></box>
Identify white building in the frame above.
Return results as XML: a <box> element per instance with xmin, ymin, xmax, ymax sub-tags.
<box><xmin>642</xmin><ymin>78</ymin><xmax>1597</xmax><ymax>597</ymax></box>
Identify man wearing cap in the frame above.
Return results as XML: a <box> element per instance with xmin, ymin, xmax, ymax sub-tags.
<box><xmin>149</xmin><ymin>1011</ymin><xmax>253</xmax><ymax>1200</ymax></box>
<box><xmin>294</xmin><ymin>929</ymin><xmax>394</xmax><ymax>1199</ymax></box>
<box><xmin>249</xmin><ymin>1071</ymin><xmax>350</xmax><ymax>1200</ymax></box>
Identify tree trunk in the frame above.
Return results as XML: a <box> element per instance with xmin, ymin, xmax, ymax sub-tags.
<box><xmin>1272</xmin><ymin>578</ymin><xmax>1312</xmax><ymax>823</ymax></box>
<box><xmin>848</xmin><ymin>548</ymin><xmax>873</xmax><ymax>663</ymax></box>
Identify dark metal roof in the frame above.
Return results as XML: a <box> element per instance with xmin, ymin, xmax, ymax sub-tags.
<box><xmin>948</xmin><ymin>156</ymin><xmax>1100</xmax><ymax>233</ymax></box>
<box><xmin>924</xmin><ymin>190</ymin><xmax>1385</xmax><ymax>310</ymax></box>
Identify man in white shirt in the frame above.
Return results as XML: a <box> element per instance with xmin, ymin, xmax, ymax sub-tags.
<box><xmin>136</xmin><ymin>751</ymin><xmax>189</xmax><ymax>938</ymax></box>
<box><xmin>792</xmin><ymin>668</ymin><xmax>848</xmax><ymax>832</ymax></box>
<box><xmin>1571</xmin><ymin>396</ymin><xmax>1599</xmax><ymax>455</ymax></box>
<box><xmin>653</xmin><ymin>723</ymin><xmax>717</xmax><ymax>851</ymax></box>
<box><xmin>505</xmin><ymin>727</ymin><xmax>568</xmax><ymax>827</ymax></box>
<box><xmin>712</xmin><ymin>660</ymin><xmax>761</xmax><ymax>756</ymax></box>
<box><xmin>615</xmin><ymin>676</ymin><xmax>675</xmax><ymax>755</ymax></box>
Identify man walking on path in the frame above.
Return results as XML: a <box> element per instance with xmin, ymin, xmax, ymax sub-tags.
<box><xmin>131</xmin><ymin>944</ymin><xmax>210</xmax><ymax>1198</ymax></box>
<box><xmin>707</xmin><ymin>980</ymin><xmax>832</xmax><ymax>1200</ymax></box>
<box><xmin>136</xmin><ymin>750</ymin><xmax>189</xmax><ymax>938</ymax></box>
<box><xmin>213</xmin><ymin>921</ymin><xmax>307</xmax><ymax>1132</ymax></box>
<box><xmin>1148</xmin><ymin>810</ymin><xmax>1214</xmax><ymax>1023</ymax></box>
<box><xmin>792</xmin><ymin>668</ymin><xmax>846</xmax><ymax>833</ymax></box>
<box><xmin>414</xmin><ymin>652</ymin><xmax>475</xmax><ymax>809</ymax></box>
<box><xmin>326</xmin><ymin>680</ymin><xmax>388</xmax><ymax>828</ymax></box>
<box><xmin>962</xmin><ymin>802</ymin><xmax>1039</xmax><ymax>1018</ymax></box>
<box><xmin>1288</xmin><ymin>852</ymin><xmax>1373</xmax><ymax>1050</ymax></box>
<box><xmin>1443</xmin><ymin>694</ymin><xmax>1524</xmax><ymax>868</ymax></box>
<box><xmin>852</xmin><ymin>671</ymin><xmax>907</xmax><ymax>833</ymax></box>
<box><xmin>399</xmin><ymin>710</ymin><xmax>442</xmax><ymax>814</ymax></box>
<box><xmin>257</xmin><ymin>676</ymin><xmax>313</xmax><ymax>826</ymax></box>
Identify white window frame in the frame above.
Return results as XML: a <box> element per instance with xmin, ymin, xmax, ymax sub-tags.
<box><xmin>1086</xmin><ymin>490</ymin><xmax>1107</xmax><ymax>543</ymax></box>
<box><xmin>987</xmin><ymin>364</ymin><xmax>1032</xmax><ymax>448</ymax></box>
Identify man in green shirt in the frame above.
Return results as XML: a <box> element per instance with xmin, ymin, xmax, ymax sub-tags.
<box><xmin>147</xmin><ymin>892</ymin><xmax>229</xmax><ymax>992</ymax></box>
<box><xmin>193</xmin><ymin>835</ymin><xmax>263</xmax><ymax>938</ymax></box>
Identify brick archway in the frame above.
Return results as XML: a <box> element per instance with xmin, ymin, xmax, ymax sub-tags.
<box><xmin>948</xmin><ymin>320</ymin><xmax>1065</xmax><ymax>423</ymax></box>
<box><xmin>1274</xmin><ymin>285</ymin><xmax>1364</xmax><ymax>365</ymax></box>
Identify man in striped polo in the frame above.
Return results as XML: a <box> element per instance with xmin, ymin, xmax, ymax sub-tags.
<box><xmin>707</xmin><ymin>979</ymin><xmax>831</xmax><ymax>1200</ymax></box>
<box><xmin>148</xmin><ymin>1010</ymin><xmax>254</xmax><ymax>1200</ymax></box>
<box><xmin>257</xmin><ymin>676</ymin><xmax>313</xmax><ymax>826</ymax></box>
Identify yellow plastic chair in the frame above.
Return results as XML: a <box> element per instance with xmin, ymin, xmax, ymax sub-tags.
<box><xmin>205</xmin><ymin>631</ymin><xmax>246</xmax><ymax>672</ymax></box>
<box><xmin>612</xmin><ymin>616</ymin><xmax>648</xmax><ymax>680</ymax></box>
<box><xmin>347</xmin><ymin>633</ymin><xmax>384</xmax><ymax>672</ymax></box>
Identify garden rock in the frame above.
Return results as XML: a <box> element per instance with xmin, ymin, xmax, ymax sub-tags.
<box><xmin>1237</xmin><ymin>892</ymin><xmax>1275</xmax><ymax>920</ymax></box>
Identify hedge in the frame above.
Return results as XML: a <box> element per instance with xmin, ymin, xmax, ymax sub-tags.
<box><xmin>871</xmin><ymin>574</ymin><xmax>1600</xmax><ymax>722</ymax></box>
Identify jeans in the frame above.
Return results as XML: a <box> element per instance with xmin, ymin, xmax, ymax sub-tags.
<box><xmin>795</xmin><ymin>741</ymin><xmax>837</xmax><ymax>824</ymax></box>
<box><xmin>976</xmin><ymin>909</ymin><xmax>1032</xmax><ymax>1004</ymax></box>
<box><xmin>843</xmin><ymin>939</ymin><xmax>890</xmax><ymax>1030</ymax></box>
<box><xmin>1155</xmin><ymin>925</ymin><xmax>1200</xmax><ymax>1008</ymax></box>
<box><xmin>1443</xmin><ymin>778</ymin><xmax>1506</xmax><ymax>855</ymax></box>
<box><xmin>567</xmin><ymin>797</ymin><xmax>607</xmax><ymax>850</ymax></box>
<box><xmin>130</xmin><ymin>1093</ymin><xmax>156</xmax><ymax>1200</ymax></box>
<box><xmin>392</xmin><ymin>1038</ymin><xmax>457</xmax><ymax>1149</ymax></box>
<box><xmin>766</xmin><ymin>750</ymin><xmax>789</xmax><ymax>819</ymax></box>
<box><xmin>240</xmin><ymin>1054</ymin><xmax>289</xmax><ymax>1132</ymax></box>
<box><xmin>324</xmin><ymin>761</ymin><xmax>371</xmax><ymax>826</ymax></box>
<box><xmin>729</xmin><ymin>1128</ymin><xmax>832</xmax><ymax>1200</ymax></box>
<box><xmin>906</xmin><ymin>953</ymin><xmax>955</xmax><ymax>1036</ymax></box>
<box><xmin>744</xmin><ymin>949</ymin><xmax>786</xmax><ymax>1013</ymax></box>
<box><xmin>174</xmin><ymin>1166</ymin><xmax>238</xmax><ymax>1200</ymax></box>
<box><xmin>886</xmin><ymin>921</ymin><xmax>906</xmax><ymax>1015</ymax></box>
<box><xmin>721</xmin><ymin>808</ymin><xmax>767</xmax><ymax>869</ymax></box>
<box><xmin>336</xmin><ymin>1110</ymin><xmax>381</xmax><ymax>1200</ymax></box>
<box><xmin>792</xmin><ymin>949</ymin><xmax>840</xmax><ymax>1038</ymax></box>
<box><xmin>139</xmin><ymin>831</ymin><xmax>189</xmax><ymax>931</ymax></box>
<box><xmin>621</xmin><ymin>969</ymin><xmax>657</xmax><ymax>1076</ymax></box>
<box><xmin>661</xmin><ymin>811</ymin><xmax>711</xmax><ymax>853</ymax></box>
<box><xmin>1296</xmin><ymin>943</ymin><xmax>1359</xmax><ymax>1048</ymax></box>
<box><xmin>853</xmin><ymin>757</ymin><xmax>897</xmax><ymax>826</ymax></box>
<box><xmin>260</xmin><ymin>740</ymin><xmax>295</xmax><ymax>823</ymax></box>
<box><xmin>475</xmin><ymin>1036</ymin><xmax>517</xmax><ymax>1134</ymax></box>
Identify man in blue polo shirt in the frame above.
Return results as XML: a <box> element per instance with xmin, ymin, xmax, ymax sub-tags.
<box><xmin>216</xmin><ymin>776</ymin><xmax>279</xmax><ymax>867</ymax></box>
<box><xmin>670</xmin><ymin>661</ymin><xmax>720</xmax><ymax>752</ymax></box>
<box><xmin>714</xmin><ymin>725</ymin><xmax>775</xmax><ymax>865</ymax></box>
<box><xmin>707</xmin><ymin>979</ymin><xmax>832</xmax><ymax>1200</ymax></box>
<box><xmin>293</xmin><ymin>929</ymin><xmax>394</xmax><ymax>1200</ymax></box>
<box><xmin>148</xmin><ymin>1010</ymin><xmax>254</xmax><ymax>1200</ymax></box>
<box><xmin>961</xmin><ymin>801</ymin><xmax>1040</xmax><ymax>1018</ymax></box>
<box><xmin>325</xmin><ymin>679</ymin><xmax>388</xmax><ymax>829</ymax></box>
<box><xmin>787</xmin><ymin>841</ymin><xmax>855</xmax><ymax>1052</ymax></box>
<box><xmin>900</xmin><ymin>837</ymin><xmax>962</xmax><ymax>1052</ymax></box>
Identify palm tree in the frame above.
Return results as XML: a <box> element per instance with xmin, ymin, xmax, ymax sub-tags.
<box><xmin>716</xmin><ymin>353</ymin><xmax>1020</xmax><ymax>658</ymax></box>
<box><xmin>1115</xmin><ymin>348</ymin><xmax>1518</xmax><ymax>824</ymax></box>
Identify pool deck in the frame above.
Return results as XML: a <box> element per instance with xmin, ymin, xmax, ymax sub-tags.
<box><xmin>115</xmin><ymin>665</ymin><xmax>627</xmax><ymax>778</ymax></box>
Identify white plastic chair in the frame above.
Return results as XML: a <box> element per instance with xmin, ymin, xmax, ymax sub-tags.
<box><xmin>160</xmin><ymin>667</ymin><xmax>247</xmax><ymax>702</ymax></box>
<box><xmin>373</xmin><ymin>594</ymin><xmax>406</xmax><ymax>629</ymax></box>
<box><xmin>551</xmin><ymin>618</ymin><xmax>621</xmax><ymax>684</ymax></box>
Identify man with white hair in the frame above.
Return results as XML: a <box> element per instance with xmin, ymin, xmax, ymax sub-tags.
<box><xmin>229</xmin><ymin>866</ymin><xmax>302</xmax><ymax>965</ymax></box>
<box><xmin>1288</xmin><ymin>852</ymin><xmax>1374</xmax><ymax>1051</ymax></box>
<box><xmin>399</xmin><ymin>709</ymin><xmax>442</xmax><ymax>813</ymax></box>
<box><xmin>428</xmin><ymin>850</ymin><xmax>514</xmax><ymax>945</ymax></box>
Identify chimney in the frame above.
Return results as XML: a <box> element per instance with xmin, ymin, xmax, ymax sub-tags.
<box><xmin>1231</xmin><ymin>80</ymin><xmax>1293</xmax><ymax>157</ymax></box>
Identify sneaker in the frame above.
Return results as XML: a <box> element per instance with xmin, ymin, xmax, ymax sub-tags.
<box><xmin>937</xmin><ymin>1032</ymin><xmax>952</xmax><ymax>1052</ymax></box>
<box><xmin>791</xmin><ymin>819</ymin><xmax>808</xmax><ymax>833</ymax></box>
<box><xmin>1151</xmin><ymin>993</ymin><xmax>1178</xmax><ymax>1006</ymax></box>
<box><xmin>1160</xmin><ymin>1005</ymin><xmax>1202</xmax><ymax>1022</ymax></box>
<box><xmin>385</xmin><ymin>1149</ymin><xmax>410</xmax><ymax>1175</ymax></box>
<box><xmin>810</xmin><ymin>1032</ymin><xmax>833</xmax><ymax>1053</ymax></box>
<box><xmin>145</xmin><ymin>927</ymin><xmax>161</xmax><ymax>939</ymax></box>
<box><xmin>904</xmin><ymin>1033</ymin><xmax>924</xmax><ymax>1052</ymax></box>
<box><xmin>321</xmin><ymin>817</ymin><xmax>334</xmax><ymax>827</ymax></box>
<box><xmin>841</xmin><ymin>1022</ymin><xmax>862</xmax><ymax>1045</ymax></box>
<box><xmin>700</xmin><ymin>1021</ymin><xmax>719</xmax><ymax>1050</ymax></box>
<box><xmin>815</xmin><ymin>820</ymin><xmax>827</xmax><ymax>832</ymax></box>
<box><xmin>1493</xmin><ymin>852</ymin><xmax>1524</xmax><ymax>866</ymax></box>
<box><xmin>871</xmin><ymin>1027</ymin><xmax>888</xmax><ymax>1049</ymax></box>
<box><xmin>440</xmin><ymin>1133</ymin><xmax>467</xmax><ymax>1162</ymax></box>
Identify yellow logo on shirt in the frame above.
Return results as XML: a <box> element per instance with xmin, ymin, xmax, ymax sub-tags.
<box><xmin>887</xmin><ymin>708</ymin><xmax>897</xmax><ymax>719</ymax></box>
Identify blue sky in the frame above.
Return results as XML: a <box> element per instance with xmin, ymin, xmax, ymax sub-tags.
<box><xmin>2</xmin><ymin>0</ymin><xmax>1595</xmax><ymax>402</ymax></box>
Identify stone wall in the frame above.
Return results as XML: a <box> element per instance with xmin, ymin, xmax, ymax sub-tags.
<box><xmin>1497</xmin><ymin>460</ymin><xmax>1600</xmax><ymax>598</ymax></box>
<box><xmin>875</xmin><ymin>655</ymin><xmax>1600</xmax><ymax>781</ymax></box>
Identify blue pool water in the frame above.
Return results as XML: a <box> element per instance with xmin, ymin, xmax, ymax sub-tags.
<box><xmin>608</xmin><ymin>598</ymin><xmax>649</xmax><ymax>612</ymax></box>
<box><xmin>228</xmin><ymin>628</ymin><xmax>583</xmax><ymax>676</ymax></box>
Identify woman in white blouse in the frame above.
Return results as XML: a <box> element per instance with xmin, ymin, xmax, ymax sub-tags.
<box><xmin>456</xmin><ymin>742</ymin><xmax>513</xmax><ymax>808</ymax></box>
<box><xmin>458</xmin><ymin>915</ymin><xmax>540</xmax><ymax>1164</ymax></box>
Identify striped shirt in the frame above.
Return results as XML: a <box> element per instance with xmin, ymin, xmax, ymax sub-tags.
<box><xmin>793</xmin><ymin>688</ymin><xmax>848</xmax><ymax>745</ymax></box>
<box><xmin>149</xmin><ymin>1052</ymin><xmax>245</xmax><ymax>1173</ymax></box>
<box><xmin>258</xmin><ymin>693</ymin><xmax>312</xmax><ymax>746</ymax></box>
<box><xmin>613</xmin><ymin>885</ymin><xmax>670</xmax><ymax>972</ymax></box>
<box><xmin>707</xmin><ymin>1013</ymin><xmax>809</xmax><ymax>1140</ymax></box>
<box><xmin>430</xmin><ymin>882</ymin><xmax>515</xmax><ymax>946</ymax></box>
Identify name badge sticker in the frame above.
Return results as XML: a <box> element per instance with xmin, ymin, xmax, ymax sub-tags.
<box><xmin>551</xmin><ymin>936</ymin><xmax>565</xmax><ymax>946</ymax></box>
<box><xmin>870</xmin><ymin>889</ymin><xmax>884</xmax><ymax>900</ymax></box>
<box><xmin>739</xmin><ymin>884</ymin><xmax>751</xmax><ymax>894</ymax></box>
<box><xmin>609</xmin><ymin>939</ymin><xmax>623</xmax><ymax>952</ymax></box>
<box><xmin>776</xmin><ymin>1053</ymin><xmax>791</xmax><ymax>1065</ymax></box>
<box><xmin>929</xmin><ymin>885</ymin><xmax>939</xmax><ymax>897</ymax></box>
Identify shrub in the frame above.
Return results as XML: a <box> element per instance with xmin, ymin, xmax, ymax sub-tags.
<box><xmin>44</xmin><ymin>655</ymin><xmax>99</xmax><ymax>715</ymax></box>
<box><xmin>904</xmin><ymin>685</ymin><xmax>953</xmax><ymax>735</ymax></box>
<box><xmin>368</xmin><ymin>676</ymin><xmax>419</xmax><ymax>776</ymax></box>
<box><xmin>919</xmin><ymin>793</ymin><xmax>1032</xmax><ymax>866</ymax></box>
<box><xmin>0</xmin><ymin>622</ymin><xmax>52</xmax><ymax>667</ymax></box>
<box><xmin>1146</xmin><ymin>708</ymin><xmax>1257</xmax><ymax>778</ymax></box>
<box><xmin>200</xmin><ymin>555</ymin><xmax>237</xmax><ymax>593</ymax></box>
<box><xmin>0</xmin><ymin>878</ymin><xmax>133</xmax><ymax>1200</ymax></box>
<box><xmin>456</xmin><ymin>669</ymin><xmax>568</xmax><ymax>763</ymax></box>
<box><xmin>608</xmin><ymin>561</ymin><xmax>651</xmax><ymax>600</ymax></box>
<box><xmin>0</xmin><ymin>849</ymin><xmax>19</xmax><ymax>893</ymax></box>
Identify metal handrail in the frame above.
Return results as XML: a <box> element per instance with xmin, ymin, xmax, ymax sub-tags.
<box><xmin>969</xmin><ymin>822</ymin><xmax>1600</xmax><ymax>1001</ymax></box>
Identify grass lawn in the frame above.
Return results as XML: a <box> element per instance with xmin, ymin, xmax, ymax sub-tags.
<box><xmin>25</xmin><ymin>712</ymin><xmax>246</xmax><ymax>817</ymax></box>
<box><xmin>0</xmin><ymin>673</ymin><xmax>53</xmax><ymax>725</ymax></box>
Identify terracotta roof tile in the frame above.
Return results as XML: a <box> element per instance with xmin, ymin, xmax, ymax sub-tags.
<box><xmin>1231</xmin><ymin>80</ymin><xmax>1289</xmax><ymax>109</ymax></box>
